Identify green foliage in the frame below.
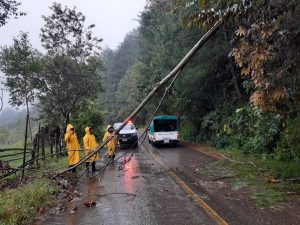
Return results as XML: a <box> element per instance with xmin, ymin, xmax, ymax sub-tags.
<box><xmin>43</xmin><ymin>156</ymin><xmax>68</xmax><ymax>171</ymax></box>
<box><xmin>228</xmin><ymin>107</ymin><xmax>281</xmax><ymax>153</ymax></box>
<box><xmin>115</xmin><ymin>62</ymin><xmax>144</xmax><ymax>123</ymax></box>
<box><xmin>176</xmin><ymin>0</ymin><xmax>300</xmax><ymax>112</ymax></box>
<box><xmin>0</xmin><ymin>179</ymin><xmax>59</xmax><ymax>225</ymax></box>
<box><xmin>0</xmin><ymin>0</ymin><xmax>25</xmax><ymax>27</ymax></box>
<box><xmin>209</xmin><ymin>106</ymin><xmax>283</xmax><ymax>154</ymax></box>
<box><xmin>40</xmin><ymin>2</ymin><xmax>102</xmax><ymax>57</ymax></box>
<box><xmin>37</xmin><ymin>3</ymin><xmax>104</xmax><ymax>128</ymax></box>
<box><xmin>178</xmin><ymin>120</ymin><xmax>198</xmax><ymax>141</ymax></box>
<box><xmin>276</xmin><ymin>116</ymin><xmax>300</xmax><ymax>160</ymax></box>
<box><xmin>0</xmin><ymin>31</ymin><xmax>41</xmax><ymax>107</ymax></box>
<box><xmin>71</xmin><ymin>101</ymin><xmax>105</xmax><ymax>140</ymax></box>
<box><xmin>100</xmin><ymin>30</ymin><xmax>140</xmax><ymax>123</ymax></box>
<box><xmin>265</xmin><ymin>159</ymin><xmax>300</xmax><ymax>179</ymax></box>
<box><xmin>251</xmin><ymin>190</ymin><xmax>285</xmax><ymax>208</ymax></box>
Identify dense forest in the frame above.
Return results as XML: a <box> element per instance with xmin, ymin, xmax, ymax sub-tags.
<box><xmin>99</xmin><ymin>0</ymin><xmax>300</xmax><ymax>177</ymax></box>
<box><xmin>0</xmin><ymin>0</ymin><xmax>299</xmax><ymax>178</ymax></box>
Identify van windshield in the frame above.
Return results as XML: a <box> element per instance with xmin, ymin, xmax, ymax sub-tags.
<box><xmin>114</xmin><ymin>123</ymin><xmax>135</xmax><ymax>130</ymax></box>
<box><xmin>153</xmin><ymin>119</ymin><xmax>177</xmax><ymax>132</ymax></box>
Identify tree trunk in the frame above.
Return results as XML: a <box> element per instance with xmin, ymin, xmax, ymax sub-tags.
<box><xmin>50</xmin><ymin>135</ymin><xmax>53</xmax><ymax>158</ymax></box>
<box><xmin>36</xmin><ymin>123</ymin><xmax>41</xmax><ymax>165</ymax></box>
<box><xmin>223</xmin><ymin>26</ymin><xmax>243</xmax><ymax>104</ymax></box>
<box><xmin>65</xmin><ymin>113</ymin><xmax>70</xmax><ymax>128</ymax></box>
<box><xmin>25</xmin><ymin>97</ymin><xmax>33</xmax><ymax>142</ymax></box>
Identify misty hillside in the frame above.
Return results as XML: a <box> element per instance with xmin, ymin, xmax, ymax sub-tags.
<box><xmin>0</xmin><ymin>108</ymin><xmax>26</xmax><ymax>126</ymax></box>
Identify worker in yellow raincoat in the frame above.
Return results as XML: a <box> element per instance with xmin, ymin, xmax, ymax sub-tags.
<box><xmin>83</xmin><ymin>127</ymin><xmax>99</xmax><ymax>172</ymax></box>
<box><xmin>65</xmin><ymin>124</ymin><xmax>80</xmax><ymax>173</ymax></box>
<box><xmin>103</xmin><ymin>125</ymin><xmax>118</xmax><ymax>163</ymax></box>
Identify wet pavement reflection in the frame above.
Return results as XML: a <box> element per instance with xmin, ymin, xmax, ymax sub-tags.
<box><xmin>43</xmin><ymin>148</ymin><xmax>215</xmax><ymax>225</ymax></box>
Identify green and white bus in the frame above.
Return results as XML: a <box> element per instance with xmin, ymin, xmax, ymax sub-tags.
<box><xmin>148</xmin><ymin>115</ymin><xmax>179</xmax><ymax>147</ymax></box>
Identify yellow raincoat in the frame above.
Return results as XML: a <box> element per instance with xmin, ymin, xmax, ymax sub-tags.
<box><xmin>65</xmin><ymin>124</ymin><xmax>80</xmax><ymax>165</ymax></box>
<box><xmin>83</xmin><ymin>127</ymin><xmax>100</xmax><ymax>162</ymax></box>
<box><xmin>103</xmin><ymin>125</ymin><xmax>118</xmax><ymax>156</ymax></box>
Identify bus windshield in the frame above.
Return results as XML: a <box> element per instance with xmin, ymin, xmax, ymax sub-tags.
<box><xmin>153</xmin><ymin>119</ymin><xmax>177</xmax><ymax>132</ymax></box>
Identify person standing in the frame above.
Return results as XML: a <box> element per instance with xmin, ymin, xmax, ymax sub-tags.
<box><xmin>83</xmin><ymin>127</ymin><xmax>99</xmax><ymax>172</ymax></box>
<box><xmin>103</xmin><ymin>125</ymin><xmax>118</xmax><ymax>163</ymax></box>
<box><xmin>65</xmin><ymin>124</ymin><xmax>80</xmax><ymax>173</ymax></box>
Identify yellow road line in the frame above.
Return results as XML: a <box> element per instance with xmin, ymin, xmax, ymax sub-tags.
<box><xmin>142</xmin><ymin>145</ymin><xmax>229</xmax><ymax>225</ymax></box>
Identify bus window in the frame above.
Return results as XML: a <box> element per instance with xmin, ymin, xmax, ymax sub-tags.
<box><xmin>153</xmin><ymin>119</ymin><xmax>177</xmax><ymax>132</ymax></box>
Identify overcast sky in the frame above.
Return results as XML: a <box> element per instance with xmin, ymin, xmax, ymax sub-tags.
<box><xmin>0</xmin><ymin>0</ymin><xmax>147</xmax><ymax>110</ymax></box>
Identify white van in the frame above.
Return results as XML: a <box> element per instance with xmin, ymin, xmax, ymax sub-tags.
<box><xmin>148</xmin><ymin>115</ymin><xmax>179</xmax><ymax>147</ymax></box>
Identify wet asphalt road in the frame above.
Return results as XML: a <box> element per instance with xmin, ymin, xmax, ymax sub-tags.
<box><xmin>43</xmin><ymin>144</ymin><xmax>217</xmax><ymax>225</ymax></box>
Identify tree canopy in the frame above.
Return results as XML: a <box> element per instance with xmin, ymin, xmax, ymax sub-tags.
<box><xmin>0</xmin><ymin>0</ymin><xmax>25</xmax><ymax>27</ymax></box>
<box><xmin>0</xmin><ymin>32</ymin><xmax>40</xmax><ymax>109</ymax></box>
<box><xmin>37</xmin><ymin>3</ymin><xmax>104</xmax><ymax>127</ymax></box>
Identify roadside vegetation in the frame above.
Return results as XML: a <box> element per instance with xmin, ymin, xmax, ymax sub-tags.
<box><xmin>0</xmin><ymin>178</ymin><xmax>59</xmax><ymax>225</ymax></box>
<box><xmin>0</xmin><ymin>155</ymin><xmax>68</xmax><ymax>225</ymax></box>
<box><xmin>98</xmin><ymin>0</ymin><xmax>299</xmax><ymax>206</ymax></box>
<box><xmin>0</xmin><ymin>0</ymin><xmax>299</xmax><ymax>221</ymax></box>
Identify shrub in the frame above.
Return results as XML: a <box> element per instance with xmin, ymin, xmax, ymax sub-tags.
<box><xmin>275</xmin><ymin>115</ymin><xmax>300</xmax><ymax>160</ymax></box>
<box><xmin>0</xmin><ymin>179</ymin><xmax>59</xmax><ymax>225</ymax></box>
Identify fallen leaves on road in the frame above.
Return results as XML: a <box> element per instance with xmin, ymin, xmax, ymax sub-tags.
<box><xmin>69</xmin><ymin>209</ymin><xmax>76</xmax><ymax>215</ymax></box>
<box><xmin>69</xmin><ymin>206</ymin><xmax>77</xmax><ymax>215</ymax></box>
<box><xmin>57</xmin><ymin>179</ymin><xmax>70</xmax><ymax>189</ymax></box>
<box><xmin>84</xmin><ymin>200</ymin><xmax>96</xmax><ymax>207</ymax></box>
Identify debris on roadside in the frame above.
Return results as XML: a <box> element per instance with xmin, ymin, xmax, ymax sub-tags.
<box><xmin>212</xmin><ymin>176</ymin><xmax>235</xmax><ymax>181</ymax></box>
<box><xmin>57</xmin><ymin>179</ymin><xmax>70</xmax><ymax>189</ymax></box>
<box><xmin>83</xmin><ymin>200</ymin><xmax>96</xmax><ymax>207</ymax></box>
<box><xmin>191</xmin><ymin>182</ymin><xmax>198</xmax><ymax>186</ymax></box>
<box><xmin>69</xmin><ymin>209</ymin><xmax>76</xmax><ymax>215</ymax></box>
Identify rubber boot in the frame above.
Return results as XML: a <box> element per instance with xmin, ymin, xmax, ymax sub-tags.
<box><xmin>69</xmin><ymin>164</ymin><xmax>76</xmax><ymax>173</ymax></box>
<box><xmin>110</xmin><ymin>154</ymin><xmax>115</xmax><ymax>164</ymax></box>
<box><xmin>92</xmin><ymin>161</ymin><xmax>96</xmax><ymax>172</ymax></box>
<box><xmin>86</xmin><ymin>162</ymin><xmax>91</xmax><ymax>173</ymax></box>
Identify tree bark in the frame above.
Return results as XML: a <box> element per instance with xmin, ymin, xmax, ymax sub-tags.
<box><xmin>223</xmin><ymin>26</ymin><xmax>244</xmax><ymax>104</ymax></box>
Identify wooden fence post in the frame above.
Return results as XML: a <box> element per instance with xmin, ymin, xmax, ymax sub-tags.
<box><xmin>22</xmin><ymin>113</ymin><xmax>29</xmax><ymax>177</ymax></box>
<box><xmin>36</xmin><ymin>123</ymin><xmax>41</xmax><ymax>165</ymax></box>
<box><xmin>30</xmin><ymin>136</ymin><xmax>37</xmax><ymax>165</ymax></box>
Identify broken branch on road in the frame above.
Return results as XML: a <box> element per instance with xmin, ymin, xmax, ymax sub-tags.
<box><xmin>212</xmin><ymin>176</ymin><xmax>235</xmax><ymax>181</ymax></box>
<box><xmin>220</xmin><ymin>154</ymin><xmax>257</xmax><ymax>167</ymax></box>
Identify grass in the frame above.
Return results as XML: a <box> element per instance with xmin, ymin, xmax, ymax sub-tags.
<box><xmin>251</xmin><ymin>190</ymin><xmax>285</xmax><ymax>208</ymax></box>
<box><xmin>43</xmin><ymin>156</ymin><xmax>69</xmax><ymax>171</ymax></box>
<box><xmin>216</xmin><ymin>150</ymin><xmax>300</xmax><ymax>208</ymax></box>
<box><xmin>0</xmin><ymin>153</ymin><xmax>71</xmax><ymax>225</ymax></box>
<box><xmin>0</xmin><ymin>179</ymin><xmax>59</xmax><ymax>225</ymax></box>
